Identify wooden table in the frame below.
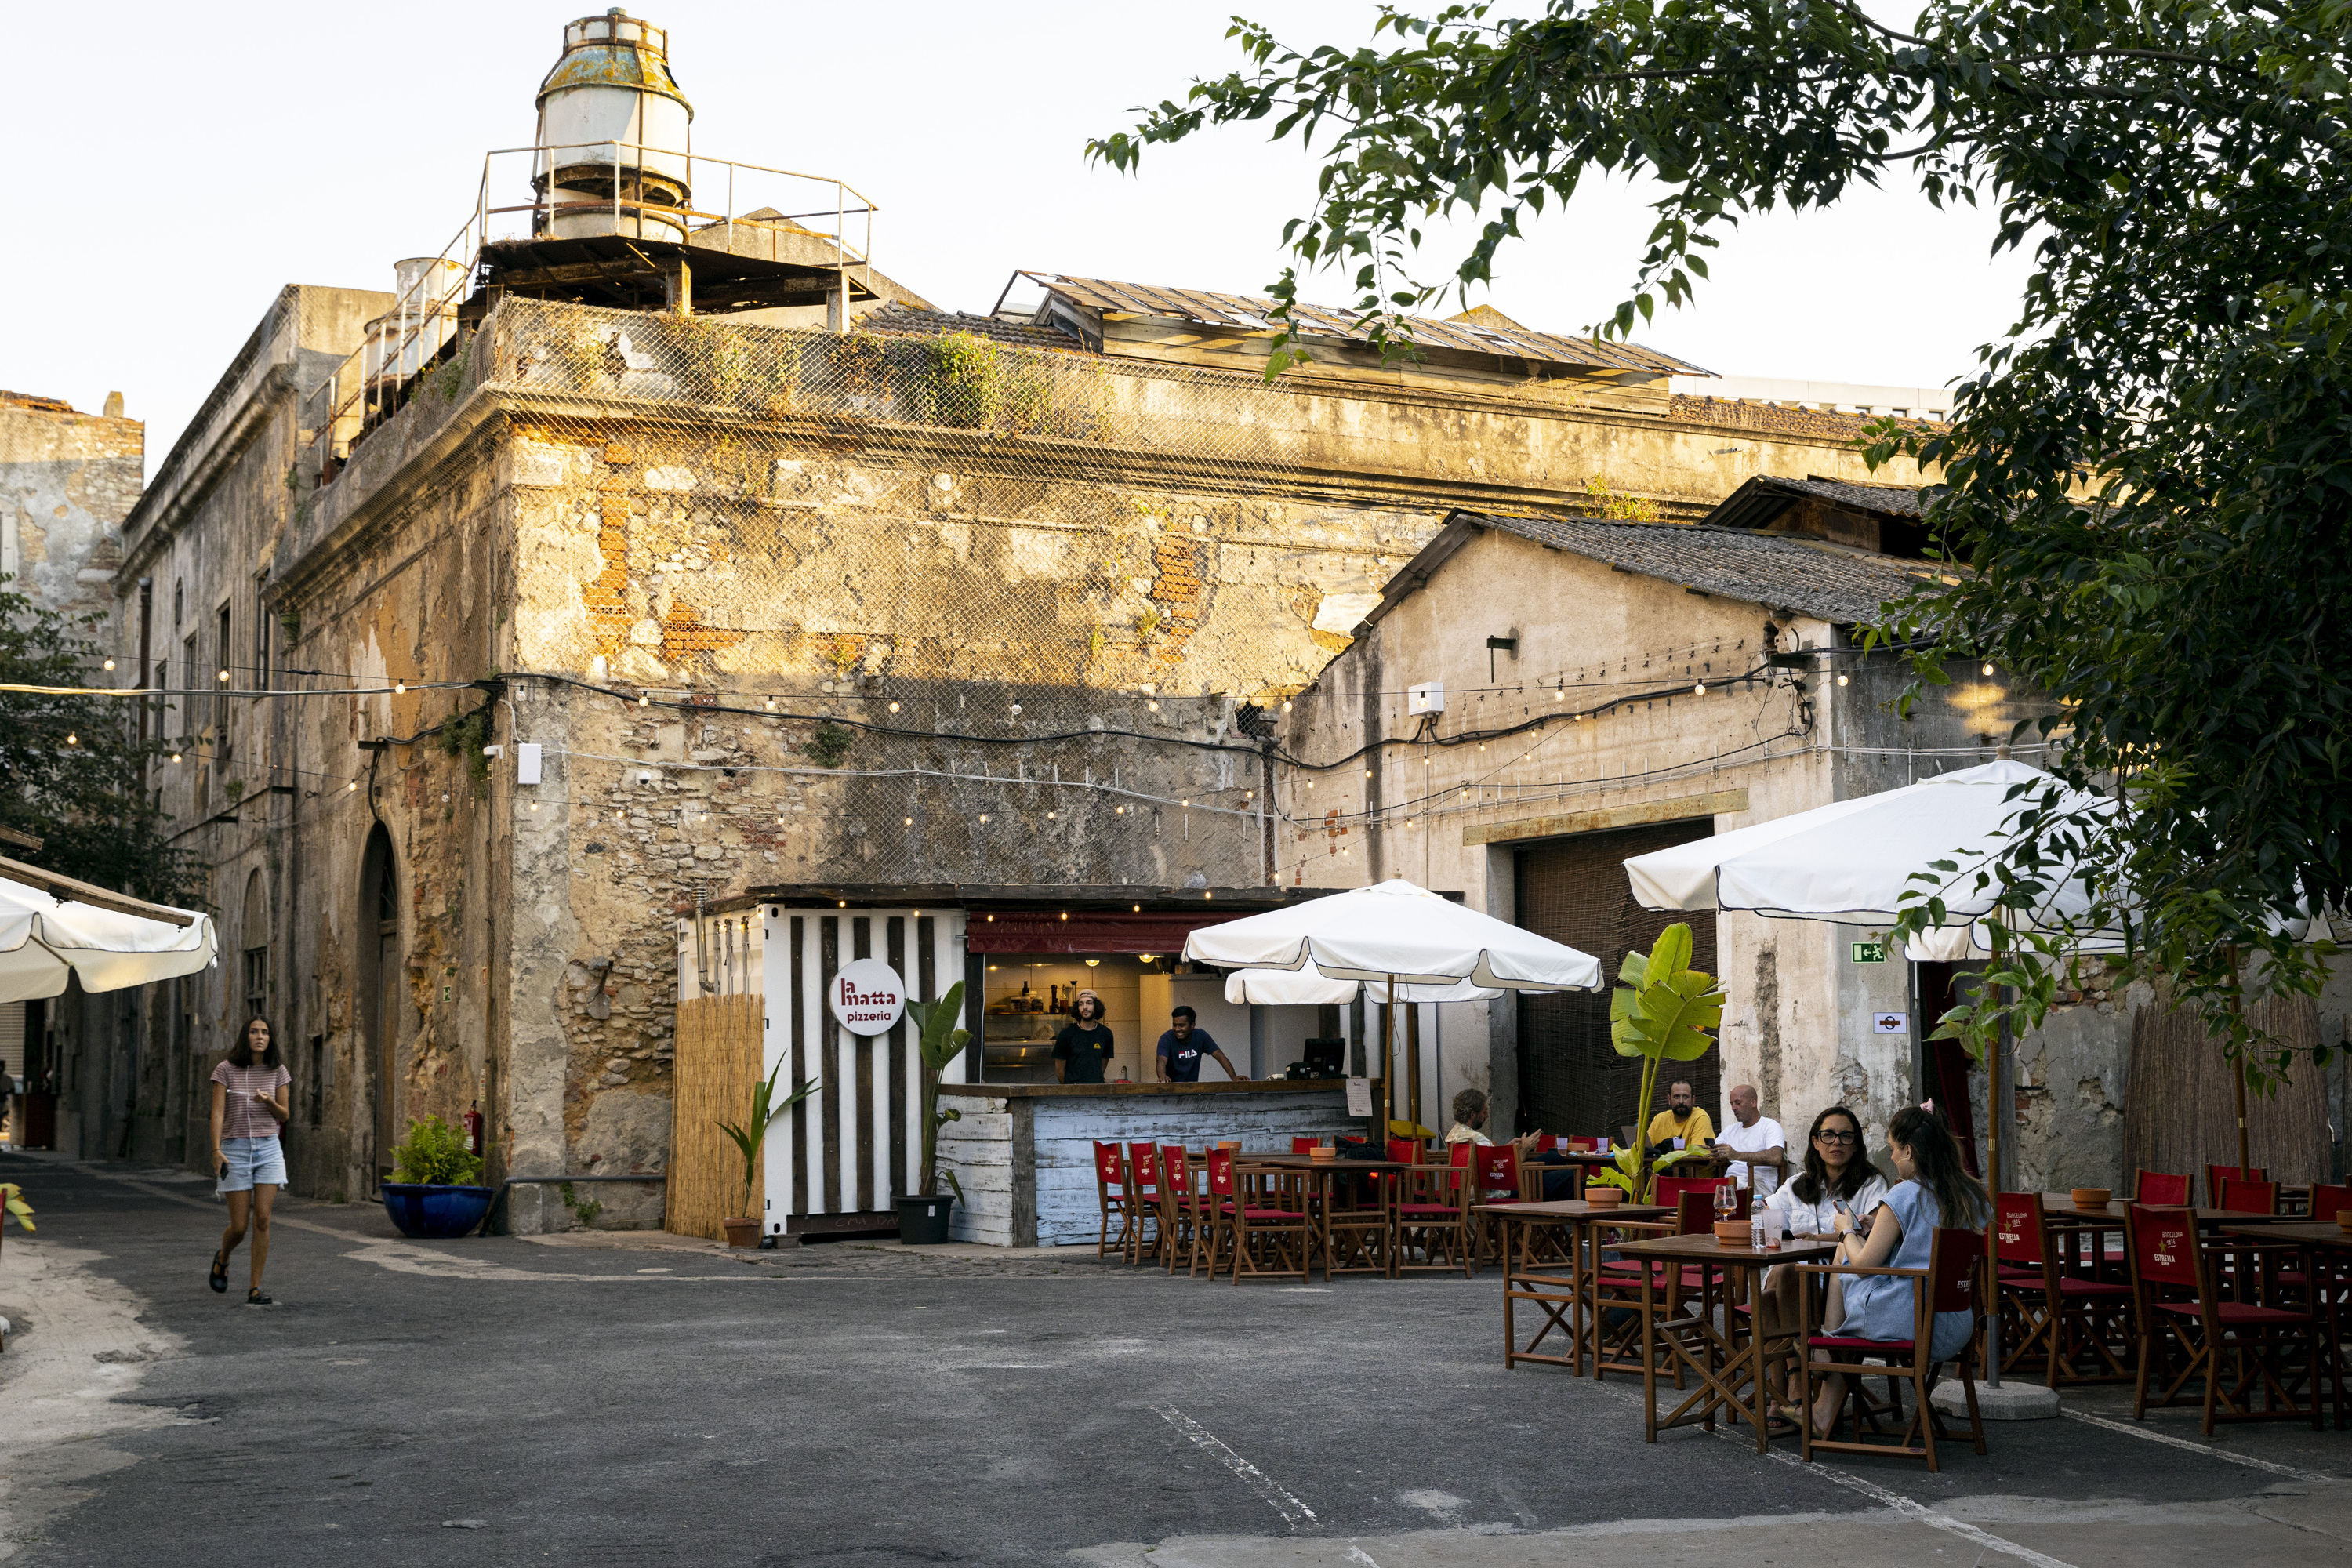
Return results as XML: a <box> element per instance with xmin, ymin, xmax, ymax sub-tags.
<box><xmin>1617</xmin><ymin>1232</ymin><xmax>1841</xmax><ymax>1454</ymax></box>
<box><xmin>1475</xmin><ymin>1200</ymin><xmax>1673</xmax><ymax>1374</ymax></box>
<box><xmin>2223</xmin><ymin>1221</ymin><xmax>2352</xmax><ymax>1248</ymax></box>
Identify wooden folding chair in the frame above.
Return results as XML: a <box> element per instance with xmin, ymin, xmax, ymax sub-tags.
<box><xmin>1092</xmin><ymin>1141</ymin><xmax>1134</xmax><ymax>1258</ymax></box>
<box><xmin>1995</xmin><ymin>1192</ymin><xmax>2132</xmax><ymax>1385</ymax></box>
<box><xmin>2126</xmin><ymin>1202</ymin><xmax>2326</xmax><ymax>1435</ymax></box>
<box><xmin>1323</xmin><ymin>1159</ymin><xmax>1394</xmax><ymax>1278</ymax></box>
<box><xmin>2206</xmin><ymin>1163</ymin><xmax>2269</xmax><ymax>1207</ymax></box>
<box><xmin>1595</xmin><ymin>1190</ymin><xmax>1717</xmax><ymax>1383</ymax></box>
<box><xmin>1121</xmin><ymin>1141</ymin><xmax>1162</xmax><ymax>1267</ymax></box>
<box><xmin>1471</xmin><ymin>1143</ymin><xmax>1535</xmax><ymax>1266</ymax></box>
<box><xmin>1798</xmin><ymin>1229</ymin><xmax>1988</xmax><ymax>1471</ymax></box>
<box><xmin>1201</xmin><ymin>1149</ymin><xmax>1310</xmax><ymax>1283</ymax></box>
<box><xmin>1158</xmin><ymin>1145</ymin><xmax>1204</xmax><ymax>1276</ymax></box>
<box><xmin>2132</xmin><ymin>1169</ymin><xmax>2190</xmax><ymax>1206</ymax></box>
<box><xmin>2217</xmin><ymin>1176</ymin><xmax>2280</xmax><ymax>1216</ymax></box>
<box><xmin>1395</xmin><ymin>1160</ymin><xmax>1476</xmax><ymax>1277</ymax></box>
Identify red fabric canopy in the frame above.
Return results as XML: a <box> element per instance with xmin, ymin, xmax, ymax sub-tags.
<box><xmin>964</xmin><ymin>910</ymin><xmax>1239</xmax><ymax>954</ymax></box>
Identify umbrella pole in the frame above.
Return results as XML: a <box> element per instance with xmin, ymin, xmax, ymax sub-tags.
<box><xmin>1984</xmin><ymin>998</ymin><xmax>2006</xmax><ymax>1390</ymax></box>
<box><xmin>1382</xmin><ymin>977</ymin><xmax>1397</xmax><ymax>1138</ymax></box>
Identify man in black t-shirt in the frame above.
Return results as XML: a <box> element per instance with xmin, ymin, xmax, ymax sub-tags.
<box><xmin>1052</xmin><ymin>990</ymin><xmax>1117</xmax><ymax>1083</ymax></box>
<box><xmin>1155</xmin><ymin>1006</ymin><xmax>1246</xmax><ymax>1083</ymax></box>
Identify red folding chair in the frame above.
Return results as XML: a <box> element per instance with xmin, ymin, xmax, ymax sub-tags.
<box><xmin>1471</xmin><ymin>1143</ymin><xmax>1534</xmax><ymax>1265</ymax></box>
<box><xmin>1092</xmin><ymin>1141</ymin><xmax>1134</xmax><ymax>1258</ymax></box>
<box><xmin>1395</xmin><ymin>1160</ymin><xmax>1476</xmax><ymax>1277</ymax></box>
<box><xmin>1798</xmin><ymin>1229</ymin><xmax>1987</xmax><ymax>1471</ymax></box>
<box><xmin>2126</xmin><ymin>1202</ymin><xmax>2325</xmax><ymax>1434</ymax></box>
<box><xmin>1291</xmin><ymin>1137</ymin><xmax>1322</xmax><ymax>1154</ymax></box>
<box><xmin>2217</xmin><ymin>1176</ymin><xmax>2280</xmax><ymax>1216</ymax></box>
<box><xmin>2206</xmin><ymin>1163</ymin><xmax>2269</xmax><ymax>1207</ymax></box>
<box><xmin>2132</xmin><ymin>1170</ymin><xmax>2190</xmax><ymax>1206</ymax></box>
<box><xmin>1122</xmin><ymin>1142</ymin><xmax>1162</xmax><ymax>1266</ymax></box>
<box><xmin>1994</xmin><ymin>1192</ymin><xmax>2132</xmax><ymax>1385</ymax></box>
<box><xmin>2308</xmin><ymin>1184</ymin><xmax>2352</xmax><ymax>1224</ymax></box>
<box><xmin>1388</xmin><ymin>1138</ymin><xmax>1422</xmax><ymax>1165</ymax></box>
<box><xmin>1201</xmin><ymin>1149</ymin><xmax>1310</xmax><ymax>1283</ymax></box>
<box><xmin>1158</xmin><ymin>1145</ymin><xmax>1203</xmax><ymax>1276</ymax></box>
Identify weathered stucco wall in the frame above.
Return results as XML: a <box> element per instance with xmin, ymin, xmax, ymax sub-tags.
<box><xmin>0</xmin><ymin>394</ymin><xmax>140</xmax><ymax>622</ymax></box>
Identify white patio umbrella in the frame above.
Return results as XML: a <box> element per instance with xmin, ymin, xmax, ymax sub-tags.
<box><xmin>1221</xmin><ymin>970</ymin><xmax>1502</xmax><ymax>1007</ymax></box>
<box><xmin>1185</xmin><ymin>877</ymin><xmax>1601</xmax><ymax>1128</ymax></box>
<box><xmin>0</xmin><ymin>856</ymin><xmax>216</xmax><ymax>1005</ymax></box>
<box><xmin>1622</xmin><ymin>760</ymin><xmax>2119</xmax><ymax>960</ymax></box>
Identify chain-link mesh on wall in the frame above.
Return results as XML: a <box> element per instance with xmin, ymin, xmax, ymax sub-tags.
<box><xmin>309</xmin><ymin>296</ymin><xmax>1433</xmax><ymax>889</ymax></box>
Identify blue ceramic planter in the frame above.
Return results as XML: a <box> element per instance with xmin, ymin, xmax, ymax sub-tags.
<box><xmin>380</xmin><ymin>1182</ymin><xmax>496</xmax><ymax>1239</ymax></box>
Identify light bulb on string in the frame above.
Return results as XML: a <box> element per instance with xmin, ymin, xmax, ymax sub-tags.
<box><xmin>1011</xmin><ymin>702</ymin><xmax>1022</xmax><ymax>716</ymax></box>
<box><xmin>393</xmin><ymin>679</ymin><xmax>404</xmax><ymax>695</ymax></box>
<box><xmin>103</xmin><ymin>658</ymin><xmax>114</xmax><ymax>671</ymax></box>
<box><xmin>1693</xmin><ymin>683</ymin><xmax>1705</xmax><ymax>695</ymax></box>
<box><xmin>1981</xmin><ymin>662</ymin><xmax>1995</xmax><ymax>677</ymax></box>
<box><xmin>764</xmin><ymin>696</ymin><xmax>775</xmax><ymax>712</ymax></box>
<box><xmin>638</xmin><ymin>692</ymin><xmax>649</xmax><ymax>708</ymax></box>
<box><xmin>1836</xmin><ymin>673</ymin><xmax>1849</xmax><ymax>687</ymax></box>
<box><xmin>887</xmin><ymin>702</ymin><xmax>899</xmax><ymax>713</ymax></box>
<box><xmin>65</xmin><ymin>732</ymin><xmax>77</xmax><ymax>746</ymax></box>
<box><xmin>978</xmin><ymin>813</ymin><xmax>990</xmax><ymax>823</ymax></box>
<box><xmin>902</xmin><ymin>816</ymin><xmax>913</xmax><ymax>826</ymax></box>
<box><xmin>219</xmin><ymin>670</ymin><xmax>230</xmax><ymax>684</ymax></box>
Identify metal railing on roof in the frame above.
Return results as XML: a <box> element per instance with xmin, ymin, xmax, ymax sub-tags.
<box><xmin>297</xmin><ymin>143</ymin><xmax>879</xmax><ymax>487</ymax></box>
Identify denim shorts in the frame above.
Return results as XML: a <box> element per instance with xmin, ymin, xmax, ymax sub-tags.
<box><xmin>216</xmin><ymin>1136</ymin><xmax>287</xmax><ymax>1193</ymax></box>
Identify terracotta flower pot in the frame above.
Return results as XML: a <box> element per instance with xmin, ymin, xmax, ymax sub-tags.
<box><xmin>721</xmin><ymin>1216</ymin><xmax>762</xmax><ymax>1248</ymax></box>
<box><xmin>1713</xmin><ymin>1219</ymin><xmax>1751</xmax><ymax>1244</ymax></box>
<box><xmin>1584</xmin><ymin>1186</ymin><xmax>1623</xmax><ymax>1207</ymax></box>
<box><xmin>2070</xmin><ymin>1187</ymin><xmax>2111</xmax><ymax>1208</ymax></box>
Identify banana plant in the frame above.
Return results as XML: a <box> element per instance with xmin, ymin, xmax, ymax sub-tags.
<box><xmin>906</xmin><ymin>984</ymin><xmax>975</xmax><ymax>1204</ymax></box>
<box><xmin>1589</xmin><ymin>923</ymin><xmax>1725</xmax><ymax>1202</ymax></box>
<box><xmin>717</xmin><ymin>1062</ymin><xmax>821</xmax><ymax>1221</ymax></box>
<box><xmin>0</xmin><ymin>1182</ymin><xmax>31</xmax><ymax>1258</ymax></box>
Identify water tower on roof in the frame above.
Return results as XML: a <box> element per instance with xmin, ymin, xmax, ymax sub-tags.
<box><xmin>533</xmin><ymin>7</ymin><xmax>694</xmax><ymax>242</ymax></box>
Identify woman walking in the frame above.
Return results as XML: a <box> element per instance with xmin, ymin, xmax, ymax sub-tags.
<box><xmin>209</xmin><ymin>1015</ymin><xmax>290</xmax><ymax>1305</ymax></box>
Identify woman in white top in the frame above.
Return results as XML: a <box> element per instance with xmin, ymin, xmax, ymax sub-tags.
<box><xmin>1755</xmin><ymin>1105</ymin><xmax>1887</xmax><ymax>1415</ymax></box>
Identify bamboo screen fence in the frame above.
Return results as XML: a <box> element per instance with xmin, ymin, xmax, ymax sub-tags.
<box><xmin>667</xmin><ymin>994</ymin><xmax>765</xmax><ymax>1240</ymax></box>
<box><xmin>2122</xmin><ymin>991</ymin><xmax>2333</xmax><ymax>1193</ymax></box>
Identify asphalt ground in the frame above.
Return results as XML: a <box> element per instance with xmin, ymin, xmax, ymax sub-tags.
<box><xmin>0</xmin><ymin>1150</ymin><xmax>2347</xmax><ymax>1567</ymax></box>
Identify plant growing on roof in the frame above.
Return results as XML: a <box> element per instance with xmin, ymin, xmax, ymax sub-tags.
<box><xmin>715</xmin><ymin>1061</ymin><xmax>821</xmax><ymax>1222</ymax></box>
<box><xmin>1587</xmin><ymin>923</ymin><xmax>1723</xmax><ymax>1201</ymax></box>
<box><xmin>906</xmin><ymin>985</ymin><xmax>975</xmax><ymax>1205</ymax></box>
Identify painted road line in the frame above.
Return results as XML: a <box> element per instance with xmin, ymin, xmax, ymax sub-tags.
<box><xmin>1746</xmin><ymin>1439</ymin><xmax>2079</xmax><ymax>1568</ymax></box>
<box><xmin>2061</xmin><ymin>1408</ymin><xmax>2336</xmax><ymax>1484</ymax></box>
<box><xmin>1150</xmin><ymin>1402</ymin><xmax>1319</xmax><ymax>1529</ymax></box>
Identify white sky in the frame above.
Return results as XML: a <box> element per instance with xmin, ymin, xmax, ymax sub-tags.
<box><xmin>7</xmin><ymin>2</ymin><xmax>2029</xmax><ymax>472</ymax></box>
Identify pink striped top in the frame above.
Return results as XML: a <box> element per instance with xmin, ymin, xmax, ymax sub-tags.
<box><xmin>212</xmin><ymin>1060</ymin><xmax>291</xmax><ymax>1140</ymax></box>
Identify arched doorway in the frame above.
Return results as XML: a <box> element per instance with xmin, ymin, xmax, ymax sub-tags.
<box><xmin>358</xmin><ymin>826</ymin><xmax>399</xmax><ymax>1189</ymax></box>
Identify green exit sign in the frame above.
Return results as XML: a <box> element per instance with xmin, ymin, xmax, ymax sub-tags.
<box><xmin>1851</xmin><ymin>941</ymin><xmax>1889</xmax><ymax>964</ymax></box>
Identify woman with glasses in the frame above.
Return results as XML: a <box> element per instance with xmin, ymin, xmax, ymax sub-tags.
<box><xmin>1755</xmin><ymin>1106</ymin><xmax>1886</xmax><ymax>1417</ymax></box>
<box><xmin>1802</xmin><ymin>1105</ymin><xmax>1991</xmax><ymax>1438</ymax></box>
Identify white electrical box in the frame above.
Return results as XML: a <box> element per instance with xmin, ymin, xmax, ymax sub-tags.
<box><xmin>1407</xmin><ymin>681</ymin><xmax>1446</xmax><ymax>715</ymax></box>
<box><xmin>517</xmin><ymin>742</ymin><xmax>543</xmax><ymax>785</ymax></box>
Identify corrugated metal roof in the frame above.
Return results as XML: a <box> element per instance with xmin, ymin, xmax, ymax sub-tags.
<box><xmin>1029</xmin><ymin>274</ymin><xmax>1710</xmax><ymax>378</ymax></box>
<box><xmin>1458</xmin><ymin>512</ymin><xmax>1950</xmax><ymax>623</ymax></box>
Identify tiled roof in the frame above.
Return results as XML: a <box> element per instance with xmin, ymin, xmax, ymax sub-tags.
<box><xmin>1026</xmin><ymin>273</ymin><xmax>1709</xmax><ymax>378</ymax></box>
<box><xmin>1668</xmin><ymin>394</ymin><xmax>1942</xmax><ymax>442</ymax></box>
<box><xmin>1702</xmin><ymin>474</ymin><xmax>1933</xmax><ymax>532</ymax></box>
<box><xmin>858</xmin><ymin>303</ymin><xmax>1086</xmax><ymax>354</ymax></box>
<box><xmin>0</xmin><ymin>390</ymin><xmax>74</xmax><ymax>412</ymax></box>
<box><xmin>1464</xmin><ymin>512</ymin><xmax>1951</xmax><ymax>622</ymax></box>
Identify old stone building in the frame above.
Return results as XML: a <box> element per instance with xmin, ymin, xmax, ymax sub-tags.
<box><xmin>38</xmin><ymin>9</ymin><xmax>2052</xmax><ymax>1225</ymax></box>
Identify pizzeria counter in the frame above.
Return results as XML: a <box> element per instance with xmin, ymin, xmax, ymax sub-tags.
<box><xmin>934</xmin><ymin>1080</ymin><xmax>1356</xmax><ymax>1247</ymax></box>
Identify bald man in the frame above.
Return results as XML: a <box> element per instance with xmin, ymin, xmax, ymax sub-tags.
<box><xmin>1716</xmin><ymin>1083</ymin><xmax>1788</xmax><ymax>1200</ymax></box>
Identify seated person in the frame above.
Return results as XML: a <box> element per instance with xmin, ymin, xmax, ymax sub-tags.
<box><xmin>1718</xmin><ymin>1083</ymin><xmax>1788</xmax><ymax>1200</ymax></box>
<box><xmin>1802</xmin><ymin>1105</ymin><xmax>1990</xmax><ymax>1438</ymax></box>
<box><xmin>1754</xmin><ymin>1105</ymin><xmax>1888</xmax><ymax>1411</ymax></box>
<box><xmin>1644</xmin><ymin>1080</ymin><xmax>1716</xmax><ymax>1157</ymax></box>
<box><xmin>1445</xmin><ymin>1088</ymin><xmax>1575</xmax><ymax>1199</ymax></box>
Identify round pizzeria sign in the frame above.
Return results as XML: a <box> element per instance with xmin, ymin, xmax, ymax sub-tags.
<box><xmin>829</xmin><ymin>958</ymin><xmax>908</xmax><ymax>1036</ymax></box>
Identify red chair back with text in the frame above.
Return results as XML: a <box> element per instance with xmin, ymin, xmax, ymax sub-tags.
<box><xmin>1127</xmin><ymin>1142</ymin><xmax>1160</xmax><ymax>1195</ymax></box>
<box><xmin>1994</xmin><ymin>1192</ymin><xmax>2045</xmax><ymax>1267</ymax></box>
<box><xmin>1093</xmin><ymin>1141</ymin><xmax>1124</xmax><ymax>1188</ymax></box>
<box><xmin>2132</xmin><ymin>1170</ymin><xmax>2190</xmax><ymax>1206</ymax></box>
<box><xmin>2129</xmin><ymin>1203</ymin><xmax>2200</xmax><ymax>1289</ymax></box>
<box><xmin>1675</xmin><ymin>1190</ymin><xmax>1718</xmax><ymax>1236</ymax></box>
<box><xmin>1161</xmin><ymin>1145</ymin><xmax>1191</xmax><ymax>1189</ymax></box>
<box><xmin>1933</xmin><ymin>1227</ymin><xmax>1986</xmax><ymax>1314</ymax></box>
<box><xmin>1475</xmin><ymin>1145</ymin><xmax>1520</xmax><ymax>1200</ymax></box>
<box><xmin>1207</xmin><ymin>1147</ymin><xmax>1236</xmax><ymax>1198</ymax></box>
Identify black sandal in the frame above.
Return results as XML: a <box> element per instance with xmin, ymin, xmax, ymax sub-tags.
<box><xmin>209</xmin><ymin>1250</ymin><xmax>228</xmax><ymax>1294</ymax></box>
<box><xmin>245</xmin><ymin>1287</ymin><xmax>272</xmax><ymax>1306</ymax></box>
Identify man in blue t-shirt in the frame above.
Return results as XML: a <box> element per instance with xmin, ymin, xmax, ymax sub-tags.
<box><xmin>1155</xmin><ymin>1007</ymin><xmax>1246</xmax><ymax>1083</ymax></box>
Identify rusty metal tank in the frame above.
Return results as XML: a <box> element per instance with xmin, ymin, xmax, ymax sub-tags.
<box><xmin>533</xmin><ymin>8</ymin><xmax>693</xmax><ymax>242</ymax></box>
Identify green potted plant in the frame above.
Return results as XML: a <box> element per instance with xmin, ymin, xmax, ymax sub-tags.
<box><xmin>900</xmin><ymin>984</ymin><xmax>974</xmax><ymax>1244</ymax></box>
<box><xmin>1589</xmin><ymin>923</ymin><xmax>1725</xmax><ymax>1202</ymax></box>
<box><xmin>380</xmin><ymin>1116</ymin><xmax>495</xmax><ymax>1237</ymax></box>
<box><xmin>716</xmin><ymin>1062</ymin><xmax>820</xmax><ymax>1247</ymax></box>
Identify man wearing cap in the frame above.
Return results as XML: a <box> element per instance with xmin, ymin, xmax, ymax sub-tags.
<box><xmin>1052</xmin><ymin>991</ymin><xmax>1116</xmax><ymax>1084</ymax></box>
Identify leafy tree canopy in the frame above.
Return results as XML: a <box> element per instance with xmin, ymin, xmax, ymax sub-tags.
<box><xmin>1091</xmin><ymin>2</ymin><xmax>2352</xmax><ymax>1073</ymax></box>
<box><xmin>0</xmin><ymin>578</ymin><xmax>195</xmax><ymax>906</ymax></box>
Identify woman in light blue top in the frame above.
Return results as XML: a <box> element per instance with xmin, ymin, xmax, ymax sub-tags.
<box><xmin>1807</xmin><ymin>1104</ymin><xmax>1991</xmax><ymax>1438</ymax></box>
